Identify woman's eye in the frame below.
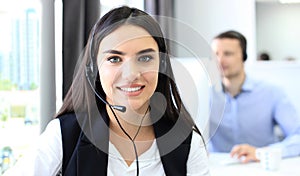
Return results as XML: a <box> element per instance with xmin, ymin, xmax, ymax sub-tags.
<box><xmin>138</xmin><ymin>55</ymin><xmax>153</xmax><ymax>62</ymax></box>
<box><xmin>107</xmin><ymin>56</ymin><xmax>121</xmax><ymax>63</ymax></box>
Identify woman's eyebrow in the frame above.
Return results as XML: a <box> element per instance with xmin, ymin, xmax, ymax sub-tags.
<box><xmin>103</xmin><ymin>48</ymin><xmax>156</xmax><ymax>55</ymax></box>
<box><xmin>137</xmin><ymin>48</ymin><xmax>156</xmax><ymax>55</ymax></box>
<box><xmin>103</xmin><ymin>49</ymin><xmax>125</xmax><ymax>55</ymax></box>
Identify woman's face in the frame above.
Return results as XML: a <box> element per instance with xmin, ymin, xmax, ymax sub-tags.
<box><xmin>97</xmin><ymin>25</ymin><xmax>160</xmax><ymax>112</ymax></box>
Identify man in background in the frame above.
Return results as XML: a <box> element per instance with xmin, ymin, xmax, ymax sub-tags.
<box><xmin>209</xmin><ymin>30</ymin><xmax>300</xmax><ymax>163</ymax></box>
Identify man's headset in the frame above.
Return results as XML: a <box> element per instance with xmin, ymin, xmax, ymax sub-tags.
<box><xmin>216</xmin><ymin>30</ymin><xmax>248</xmax><ymax>62</ymax></box>
<box><xmin>227</xmin><ymin>30</ymin><xmax>248</xmax><ymax>62</ymax></box>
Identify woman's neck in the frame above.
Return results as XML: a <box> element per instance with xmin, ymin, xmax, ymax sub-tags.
<box><xmin>107</xmin><ymin>105</ymin><xmax>154</xmax><ymax>140</ymax></box>
<box><xmin>108</xmin><ymin>106</ymin><xmax>155</xmax><ymax>166</ymax></box>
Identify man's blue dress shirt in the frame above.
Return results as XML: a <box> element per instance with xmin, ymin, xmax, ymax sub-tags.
<box><xmin>209</xmin><ymin>76</ymin><xmax>300</xmax><ymax>158</ymax></box>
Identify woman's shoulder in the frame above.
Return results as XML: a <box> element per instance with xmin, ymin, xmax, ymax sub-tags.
<box><xmin>42</xmin><ymin>112</ymin><xmax>80</xmax><ymax>142</ymax></box>
<box><xmin>56</xmin><ymin>112</ymin><xmax>77</xmax><ymax>120</ymax></box>
<box><xmin>191</xmin><ymin>131</ymin><xmax>206</xmax><ymax>147</ymax></box>
<box><xmin>187</xmin><ymin>131</ymin><xmax>210</xmax><ymax>175</ymax></box>
<box><xmin>56</xmin><ymin>112</ymin><xmax>80</xmax><ymax>128</ymax></box>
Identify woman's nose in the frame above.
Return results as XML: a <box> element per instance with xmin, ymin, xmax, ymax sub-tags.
<box><xmin>121</xmin><ymin>61</ymin><xmax>141</xmax><ymax>81</ymax></box>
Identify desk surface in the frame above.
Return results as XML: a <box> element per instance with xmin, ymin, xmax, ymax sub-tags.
<box><xmin>209</xmin><ymin>153</ymin><xmax>300</xmax><ymax>176</ymax></box>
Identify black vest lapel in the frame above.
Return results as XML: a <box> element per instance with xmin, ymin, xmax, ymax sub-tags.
<box><xmin>76</xmin><ymin>108</ymin><xmax>110</xmax><ymax>176</ymax></box>
<box><xmin>76</xmin><ymin>134</ymin><xmax>108</xmax><ymax>176</ymax></box>
<box><xmin>60</xmin><ymin>113</ymin><xmax>81</xmax><ymax>176</ymax></box>
<box><xmin>60</xmin><ymin>112</ymin><xmax>110</xmax><ymax>176</ymax></box>
<box><xmin>153</xmin><ymin>115</ymin><xmax>193</xmax><ymax>176</ymax></box>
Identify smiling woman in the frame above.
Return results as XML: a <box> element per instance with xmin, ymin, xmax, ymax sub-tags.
<box><xmin>3</xmin><ymin>6</ymin><xmax>210</xmax><ymax>176</ymax></box>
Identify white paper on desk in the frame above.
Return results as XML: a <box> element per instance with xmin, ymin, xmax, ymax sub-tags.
<box><xmin>209</xmin><ymin>152</ymin><xmax>242</xmax><ymax>166</ymax></box>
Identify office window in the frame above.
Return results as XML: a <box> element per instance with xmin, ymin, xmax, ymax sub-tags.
<box><xmin>0</xmin><ymin>0</ymin><xmax>41</xmax><ymax>173</ymax></box>
<box><xmin>0</xmin><ymin>0</ymin><xmax>143</xmax><ymax>173</ymax></box>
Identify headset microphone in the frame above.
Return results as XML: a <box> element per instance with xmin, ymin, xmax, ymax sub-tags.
<box><xmin>85</xmin><ymin>66</ymin><xmax>126</xmax><ymax>113</ymax></box>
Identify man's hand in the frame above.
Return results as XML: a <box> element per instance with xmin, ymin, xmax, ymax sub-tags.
<box><xmin>230</xmin><ymin>144</ymin><xmax>259</xmax><ymax>163</ymax></box>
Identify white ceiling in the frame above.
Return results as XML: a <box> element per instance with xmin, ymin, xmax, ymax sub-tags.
<box><xmin>256</xmin><ymin>0</ymin><xmax>277</xmax><ymax>2</ymax></box>
<box><xmin>257</xmin><ymin>0</ymin><xmax>300</xmax><ymax>3</ymax></box>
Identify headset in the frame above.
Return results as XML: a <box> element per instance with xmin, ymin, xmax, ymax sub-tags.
<box><xmin>84</xmin><ymin>22</ymin><xmax>127</xmax><ymax>113</ymax></box>
<box><xmin>84</xmin><ymin>20</ymin><xmax>161</xmax><ymax>176</ymax></box>
<box><xmin>216</xmin><ymin>30</ymin><xmax>248</xmax><ymax>62</ymax></box>
<box><xmin>85</xmin><ymin>25</ymin><xmax>168</xmax><ymax>113</ymax></box>
<box><xmin>228</xmin><ymin>30</ymin><xmax>248</xmax><ymax>62</ymax></box>
<box><xmin>85</xmin><ymin>65</ymin><xmax>126</xmax><ymax>112</ymax></box>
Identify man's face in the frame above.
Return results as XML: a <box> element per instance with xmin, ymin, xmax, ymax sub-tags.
<box><xmin>211</xmin><ymin>38</ymin><xmax>244</xmax><ymax>79</ymax></box>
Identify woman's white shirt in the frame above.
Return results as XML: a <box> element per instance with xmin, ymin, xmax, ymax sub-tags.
<box><xmin>3</xmin><ymin>119</ymin><xmax>210</xmax><ymax>176</ymax></box>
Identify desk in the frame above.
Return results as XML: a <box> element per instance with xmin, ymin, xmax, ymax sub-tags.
<box><xmin>209</xmin><ymin>153</ymin><xmax>300</xmax><ymax>176</ymax></box>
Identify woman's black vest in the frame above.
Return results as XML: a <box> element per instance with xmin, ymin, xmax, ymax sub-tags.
<box><xmin>58</xmin><ymin>113</ymin><xmax>193</xmax><ymax>176</ymax></box>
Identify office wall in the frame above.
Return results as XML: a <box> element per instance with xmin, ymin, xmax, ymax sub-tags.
<box><xmin>256</xmin><ymin>2</ymin><xmax>300</xmax><ymax>61</ymax></box>
<box><xmin>171</xmin><ymin>57</ymin><xmax>212</xmax><ymax>138</ymax></box>
<box><xmin>174</xmin><ymin>0</ymin><xmax>256</xmax><ymax>64</ymax></box>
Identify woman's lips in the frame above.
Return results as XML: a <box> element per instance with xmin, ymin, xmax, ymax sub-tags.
<box><xmin>118</xmin><ymin>85</ymin><xmax>145</xmax><ymax>96</ymax></box>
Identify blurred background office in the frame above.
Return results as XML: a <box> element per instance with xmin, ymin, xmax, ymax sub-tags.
<box><xmin>0</xmin><ymin>0</ymin><xmax>300</xmax><ymax>174</ymax></box>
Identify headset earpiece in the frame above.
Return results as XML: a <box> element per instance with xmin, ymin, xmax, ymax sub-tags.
<box><xmin>222</xmin><ymin>30</ymin><xmax>247</xmax><ymax>62</ymax></box>
<box><xmin>159</xmin><ymin>53</ymin><xmax>167</xmax><ymax>73</ymax></box>
<box><xmin>243</xmin><ymin>52</ymin><xmax>247</xmax><ymax>62</ymax></box>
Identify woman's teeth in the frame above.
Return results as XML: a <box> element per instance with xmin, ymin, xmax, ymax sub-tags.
<box><xmin>120</xmin><ymin>87</ymin><xmax>142</xmax><ymax>92</ymax></box>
